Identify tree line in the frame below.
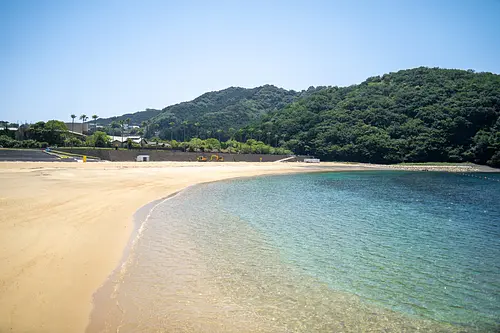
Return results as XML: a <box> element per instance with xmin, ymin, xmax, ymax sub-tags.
<box><xmin>120</xmin><ymin>68</ymin><xmax>499</xmax><ymax>166</ymax></box>
<box><xmin>247</xmin><ymin>68</ymin><xmax>499</xmax><ymax>166</ymax></box>
<box><xmin>3</xmin><ymin>67</ymin><xmax>499</xmax><ymax>166</ymax></box>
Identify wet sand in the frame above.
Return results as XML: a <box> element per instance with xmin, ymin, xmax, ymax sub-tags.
<box><xmin>0</xmin><ymin>161</ymin><xmax>373</xmax><ymax>333</ymax></box>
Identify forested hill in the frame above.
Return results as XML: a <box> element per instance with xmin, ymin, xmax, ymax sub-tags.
<box><xmin>99</xmin><ymin>108</ymin><xmax>162</xmax><ymax>126</ymax></box>
<box><xmin>253</xmin><ymin>67</ymin><xmax>500</xmax><ymax>166</ymax></box>
<box><xmin>148</xmin><ymin>85</ymin><xmax>325</xmax><ymax>134</ymax></box>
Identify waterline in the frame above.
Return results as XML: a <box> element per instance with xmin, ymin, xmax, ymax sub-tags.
<box><xmin>87</xmin><ymin>171</ymin><xmax>500</xmax><ymax>332</ymax></box>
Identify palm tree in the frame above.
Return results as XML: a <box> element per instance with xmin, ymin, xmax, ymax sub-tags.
<box><xmin>216</xmin><ymin>129</ymin><xmax>223</xmax><ymax>142</ymax></box>
<box><xmin>79</xmin><ymin>114</ymin><xmax>88</xmax><ymax>134</ymax></box>
<box><xmin>267</xmin><ymin>131</ymin><xmax>272</xmax><ymax>145</ymax></box>
<box><xmin>141</xmin><ymin>121</ymin><xmax>148</xmax><ymax>138</ymax></box>
<box><xmin>256</xmin><ymin>129</ymin><xmax>263</xmax><ymax>142</ymax></box>
<box><xmin>181</xmin><ymin>120</ymin><xmax>189</xmax><ymax>142</ymax></box>
<box><xmin>206</xmin><ymin>129</ymin><xmax>212</xmax><ymax>139</ymax></box>
<box><xmin>118</xmin><ymin>119</ymin><xmax>125</xmax><ymax>147</ymax></box>
<box><xmin>70</xmin><ymin>114</ymin><xmax>76</xmax><ymax>132</ymax></box>
<box><xmin>274</xmin><ymin>134</ymin><xmax>279</xmax><ymax>147</ymax></box>
<box><xmin>237</xmin><ymin>128</ymin><xmax>244</xmax><ymax>142</ymax></box>
<box><xmin>169</xmin><ymin>122</ymin><xmax>175</xmax><ymax>141</ymax></box>
<box><xmin>280</xmin><ymin>133</ymin><xmax>286</xmax><ymax>146</ymax></box>
<box><xmin>194</xmin><ymin>122</ymin><xmax>200</xmax><ymax>138</ymax></box>
<box><xmin>229</xmin><ymin>127</ymin><xmax>235</xmax><ymax>140</ymax></box>
<box><xmin>248</xmin><ymin>127</ymin><xmax>255</xmax><ymax>140</ymax></box>
<box><xmin>92</xmin><ymin>115</ymin><xmax>98</xmax><ymax>133</ymax></box>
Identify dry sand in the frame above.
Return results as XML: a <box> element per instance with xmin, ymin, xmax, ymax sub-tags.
<box><xmin>0</xmin><ymin>161</ymin><xmax>370</xmax><ymax>333</ymax></box>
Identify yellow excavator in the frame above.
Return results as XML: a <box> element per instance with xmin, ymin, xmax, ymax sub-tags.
<box><xmin>210</xmin><ymin>154</ymin><xmax>224</xmax><ymax>162</ymax></box>
<box><xmin>197</xmin><ymin>155</ymin><xmax>224</xmax><ymax>162</ymax></box>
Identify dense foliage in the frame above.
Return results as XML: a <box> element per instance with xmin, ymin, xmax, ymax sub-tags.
<box><xmin>98</xmin><ymin>108</ymin><xmax>162</xmax><ymax>126</ymax></box>
<box><xmin>144</xmin><ymin>85</ymin><xmax>324</xmax><ymax>140</ymax></box>
<box><xmin>0</xmin><ymin>135</ymin><xmax>48</xmax><ymax>148</ymax></box>
<box><xmin>5</xmin><ymin>68</ymin><xmax>499</xmax><ymax>166</ymax></box>
<box><xmin>85</xmin><ymin>131</ymin><xmax>111</xmax><ymax>147</ymax></box>
<box><xmin>98</xmin><ymin>67</ymin><xmax>499</xmax><ymax>166</ymax></box>
<box><xmin>0</xmin><ymin>120</ymin><xmax>85</xmax><ymax>148</ymax></box>
<box><xmin>250</xmin><ymin>68</ymin><xmax>500</xmax><ymax>166</ymax></box>
<box><xmin>0</xmin><ymin>121</ymin><xmax>289</xmax><ymax>155</ymax></box>
<box><xmin>147</xmin><ymin>137</ymin><xmax>291</xmax><ymax>155</ymax></box>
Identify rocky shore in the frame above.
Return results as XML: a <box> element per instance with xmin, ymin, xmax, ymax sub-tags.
<box><xmin>361</xmin><ymin>163</ymin><xmax>499</xmax><ymax>173</ymax></box>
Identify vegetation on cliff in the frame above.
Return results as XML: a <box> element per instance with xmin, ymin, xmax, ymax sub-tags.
<box><xmin>248</xmin><ymin>68</ymin><xmax>500</xmax><ymax>166</ymax></box>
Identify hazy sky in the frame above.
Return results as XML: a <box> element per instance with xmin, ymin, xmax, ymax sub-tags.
<box><xmin>1</xmin><ymin>0</ymin><xmax>499</xmax><ymax>123</ymax></box>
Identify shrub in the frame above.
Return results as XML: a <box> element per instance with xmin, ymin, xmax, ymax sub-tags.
<box><xmin>21</xmin><ymin>140</ymin><xmax>40</xmax><ymax>148</ymax></box>
<box><xmin>0</xmin><ymin>135</ymin><xmax>15</xmax><ymax>147</ymax></box>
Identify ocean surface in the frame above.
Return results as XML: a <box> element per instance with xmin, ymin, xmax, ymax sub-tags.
<box><xmin>88</xmin><ymin>171</ymin><xmax>500</xmax><ymax>332</ymax></box>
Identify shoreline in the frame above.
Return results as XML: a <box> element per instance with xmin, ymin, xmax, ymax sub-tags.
<box><xmin>0</xmin><ymin>161</ymin><xmax>496</xmax><ymax>332</ymax></box>
<box><xmin>0</xmin><ymin>161</ymin><xmax>372</xmax><ymax>333</ymax></box>
<box><xmin>87</xmin><ymin>172</ymin><xmax>486</xmax><ymax>333</ymax></box>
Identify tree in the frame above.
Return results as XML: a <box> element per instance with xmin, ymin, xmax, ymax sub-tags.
<box><xmin>87</xmin><ymin>131</ymin><xmax>110</xmax><ymax>148</ymax></box>
<box><xmin>118</xmin><ymin>120</ymin><xmax>125</xmax><ymax>147</ymax></box>
<box><xmin>169</xmin><ymin>121</ymin><xmax>175</xmax><ymax>141</ymax></box>
<box><xmin>194</xmin><ymin>122</ymin><xmax>200</xmax><ymax>137</ymax></box>
<box><xmin>27</xmin><ymin>120</ymin><xmax>68</xmax><ymax>146</ymax></box>
<box><xmin>217</xmin><ymin>129</ymin><xmax>223</xmax><ymax>142</ymax></box>
<box><xmin>92</xmin><ymin>115</ymin><xmax>98</xmax><ymax>133</ymax></box>
<box><xmin>125</xmin><ymin>118</ymin><xmax>131</xmax><ymax>138</ymax></box>
<box><xmin>70</xmin><ymin>114</ymin><xmax>76</xmax><ymax>132</ymax></box>
<box><xmin>248</xmin><ymin>127</ymin><xmax>255</xmax><ymax>140</ymax></box>
<box><xmin>256</xmin><ymin>129</ymin><xmax>263</xmax><ymax>141</ymax></box>
<box><xmin>182</xmin><ymin>120</ymin><xmax>189</xmax><ymax>141</ymax></box>
<box><xmin>79</xmin><ymin>114</ymin><xmax>88</xmax><ymax>134</ymax></box>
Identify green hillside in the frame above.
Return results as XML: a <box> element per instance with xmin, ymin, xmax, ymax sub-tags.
<box><xmin>96</xmin><ymin>67</ymin><xmax>499</xmax><ymax>166</ymax></box>
<box><xmin>99</xmin><ymin>108</ymin><xmax>162</xmax><ymax>126</ymax></box>
<box><xmin>147</xmin><ymin>85</ymin><xmax>324</xmax><ymax>139</ymax></box>
<box><xmin>250</xmin><ymin>67</ymin><xmax>500</xmax><ymax>166</ymax></box>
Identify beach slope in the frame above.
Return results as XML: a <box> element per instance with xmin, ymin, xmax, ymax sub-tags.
<box><xmin>0</xmin><ymin>161</ymin><xmax>367</xmax><ymax>333</ymax></box>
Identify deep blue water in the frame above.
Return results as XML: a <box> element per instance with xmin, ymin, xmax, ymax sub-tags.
<box><xmin>198</xmin><ymin>171</ymin><xmax>500</xmax><ymax>330</ymax></box>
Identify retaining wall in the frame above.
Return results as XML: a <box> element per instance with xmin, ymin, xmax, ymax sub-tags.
<box><xmin>56</xmin><ymin>148</ymin><xmax>311</xmax><ymax>162</ymax></box>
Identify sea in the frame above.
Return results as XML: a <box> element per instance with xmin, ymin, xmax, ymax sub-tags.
<box><xmin>87</xmin><ymin>171</ymin><xmax>500</xmax><ymax>332</ymax></box>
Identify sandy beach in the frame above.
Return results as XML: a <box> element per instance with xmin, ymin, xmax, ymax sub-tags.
<box><xmin>0</xmin><ymin>161</ymin><xmax>371</xmax><ymax>333</ymax></box>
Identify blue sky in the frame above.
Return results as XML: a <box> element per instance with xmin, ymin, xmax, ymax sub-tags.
<box><xmin>1</xmin><ymin>0</ymin><xmax>499</xmax><ymax>123</ymax></box>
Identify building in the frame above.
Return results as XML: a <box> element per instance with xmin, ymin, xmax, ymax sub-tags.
<box><xmin>65</xmin><ymin>122</ymin><xmax>89</xmax><ymax>134</ymax></box>
<box><xmin>108</xmin><ymin>135</ymin><xmax>145</xmax><ymax>147</ymax></box>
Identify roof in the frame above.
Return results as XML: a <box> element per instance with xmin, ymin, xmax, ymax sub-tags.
<box><xmin>108</xmin><ymin>135</ymin><xmax>142</xmax><ymax>143</ymax></box>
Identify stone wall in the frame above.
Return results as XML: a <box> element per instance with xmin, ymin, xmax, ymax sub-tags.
<box><xmin>56</xmin><ymin>148</ymin><xmax>311</xmax><ymax>162</ymax></box>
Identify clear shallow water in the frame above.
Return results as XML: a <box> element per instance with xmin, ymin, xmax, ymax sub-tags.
<box><xmin>88</xmin><ymin>171</ymin><xmax>500</xmax><ymax>332</ymax></box>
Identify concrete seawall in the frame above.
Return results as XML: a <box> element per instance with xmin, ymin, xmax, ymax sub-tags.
<box><xmin>56</xmin><ymin>148</ymin><xmax>311</xmax><ymax>162</ymax></box>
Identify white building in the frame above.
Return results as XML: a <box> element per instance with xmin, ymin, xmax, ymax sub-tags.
<box><xmin>108</xmin><ymin>135</ymin><xmax>144</xmax><ymax>146</ymax></box>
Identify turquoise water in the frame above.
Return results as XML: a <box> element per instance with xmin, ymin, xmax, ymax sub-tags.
<box><xmin>216</xmin><ymin>171</ymin><xmax>500</xmax><ymax>329</ymax></box>
<box><xmin>89</xmin><ymin>171</ymin><xmax>500</xmax><ymax>332</ymax></box>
